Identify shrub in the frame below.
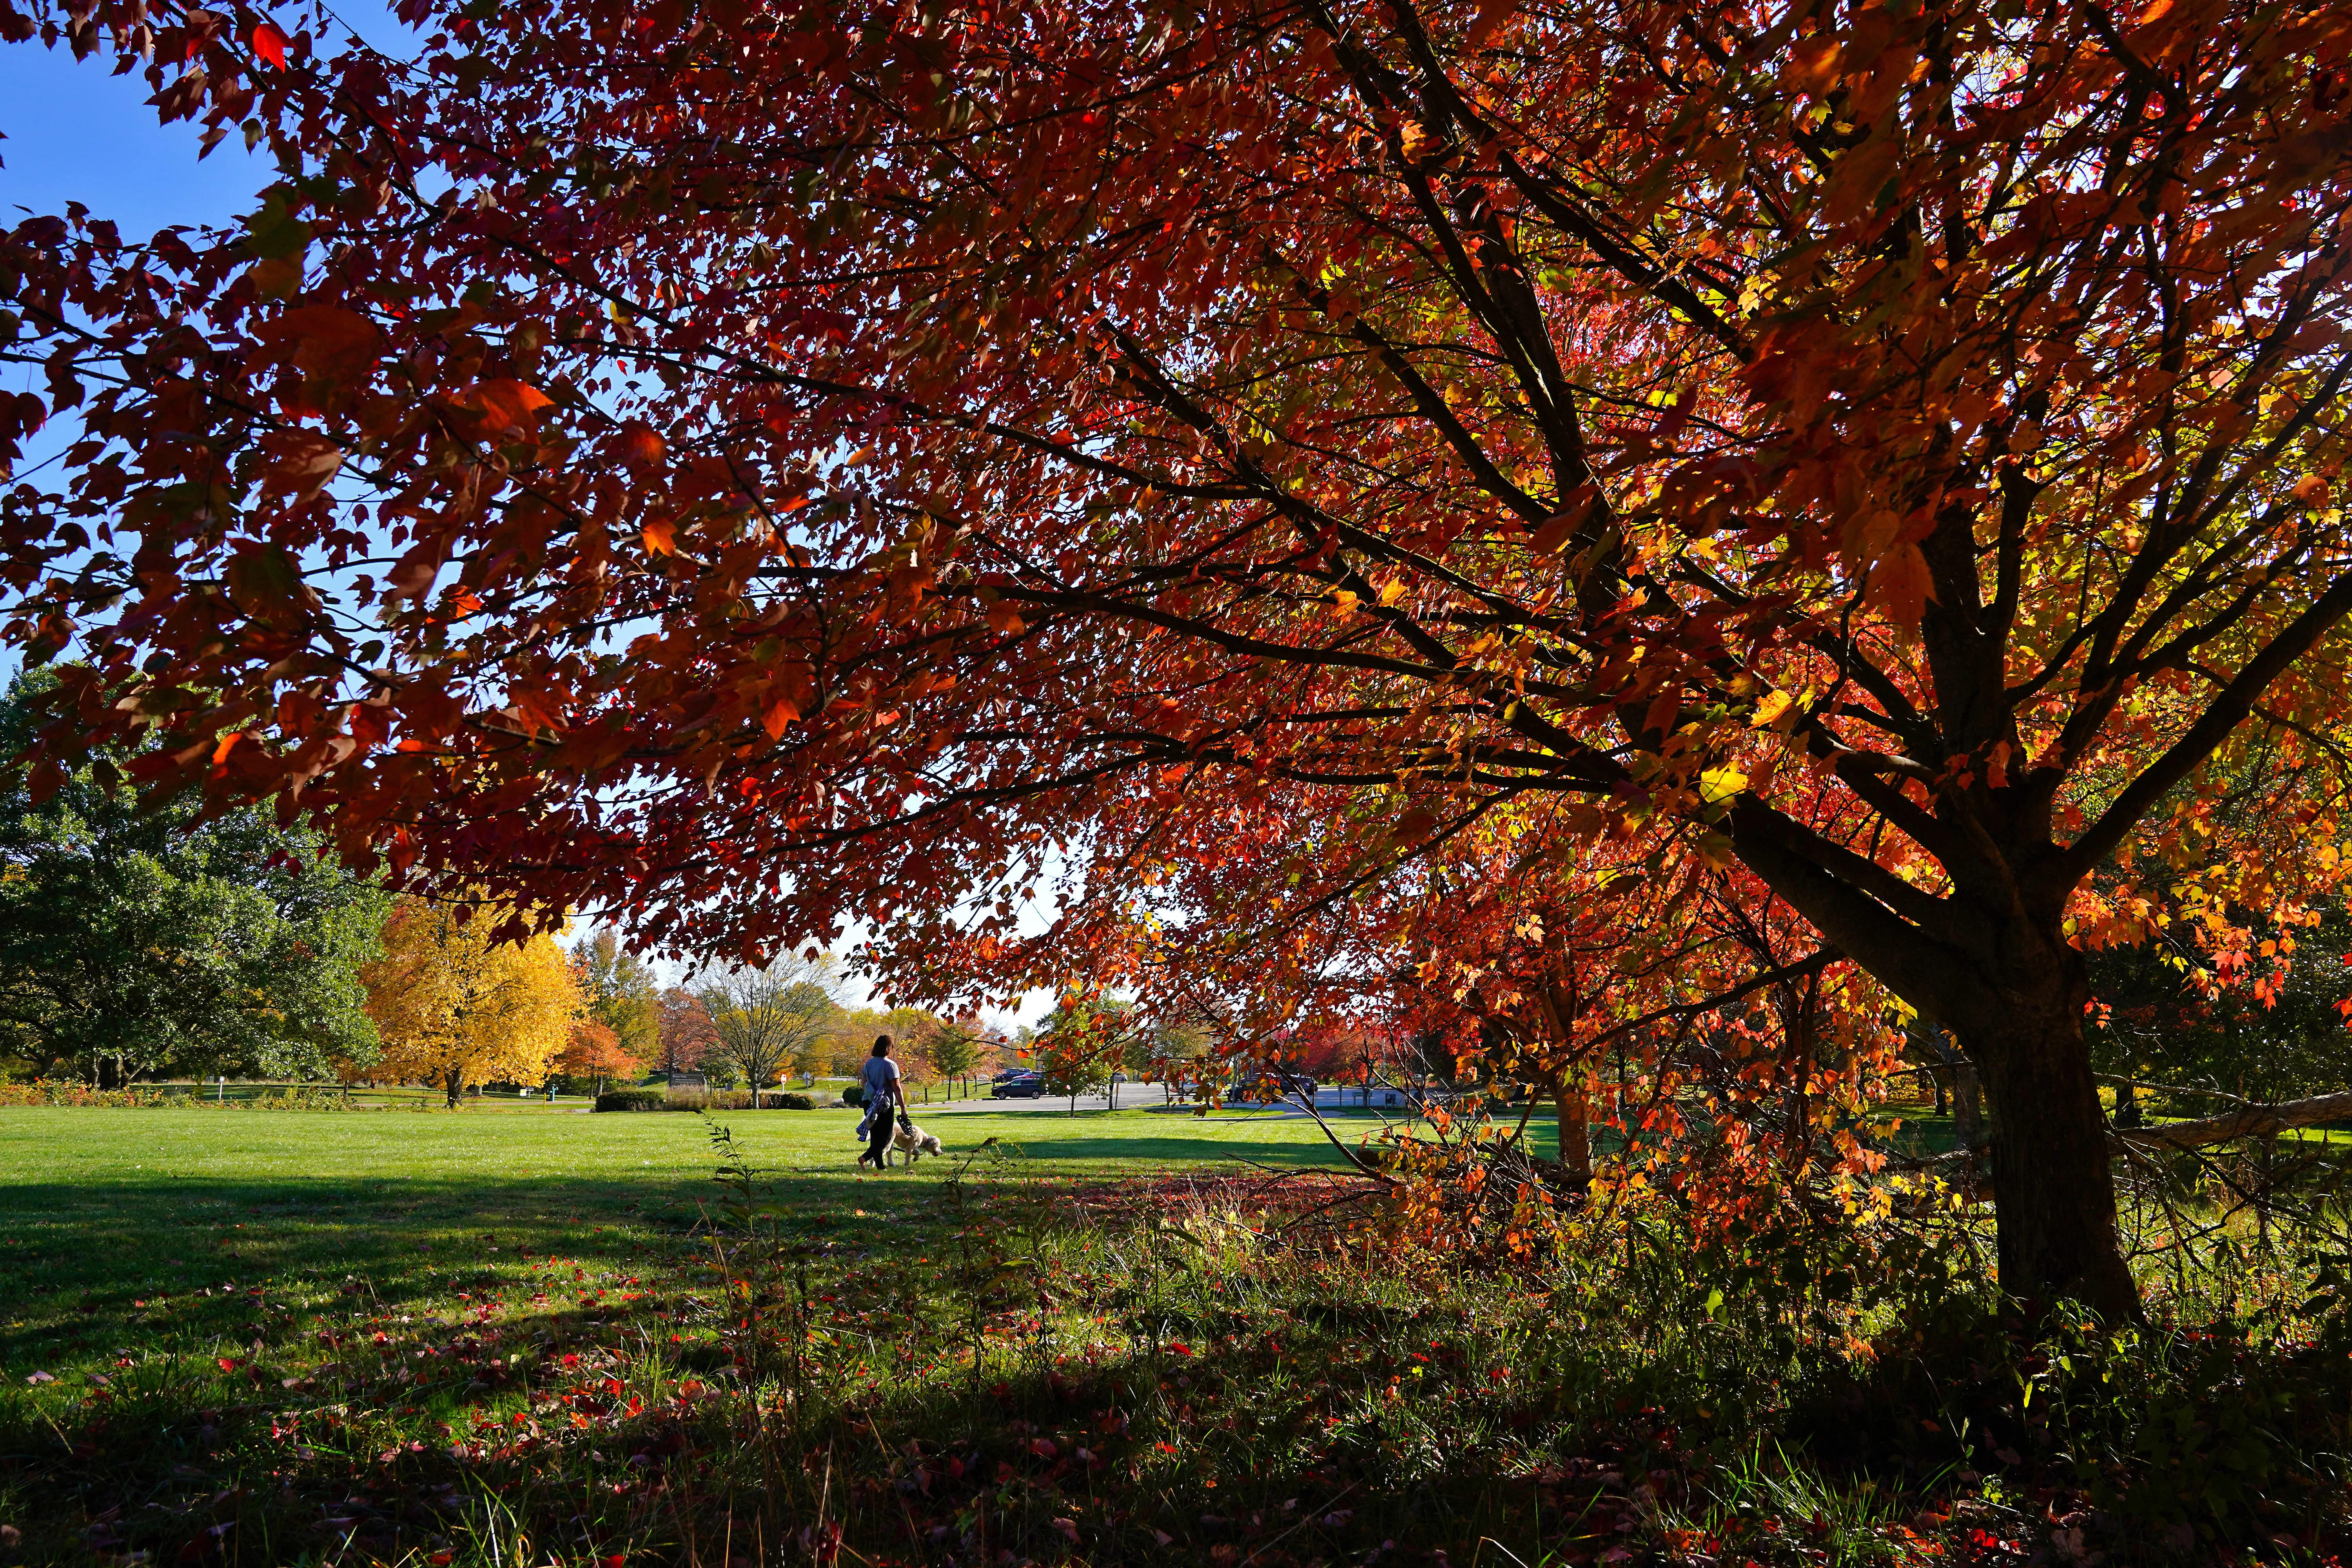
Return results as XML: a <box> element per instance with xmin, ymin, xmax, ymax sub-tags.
<box><xmin>255</xmin><ymin>1086</ymin><xmax>355</xmax><ymax>1111</ymax></box>
<box><xmin>0</xmin><ymin>1079</ymin><xmax>177</xmax><ymax>1108</ymax></box>
<box><xmin>840</xmin><ymin>1084</ymin><xmax>864</xmax><ymax>1108</ymax></box>
<box><xmin>777</xmin><ymin>1092</ymin><xmax>815</xmax><ymax>1110</ymax></box>
<box><xmin>594</xmin><ymin>1089</ymin><xmax>666</xmax><ymax>1112</ymax></box>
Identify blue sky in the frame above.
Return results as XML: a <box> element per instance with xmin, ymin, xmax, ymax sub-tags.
<box><xmin>1</xmin><ymin>41</ymin><xmax>270</xmax><ymax>240</ymax></box>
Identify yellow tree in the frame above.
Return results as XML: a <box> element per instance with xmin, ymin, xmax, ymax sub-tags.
<box><xmin>364</xmin><ymin>897</ymin><xmax>580</xmax><ymax>1107</ymax></box>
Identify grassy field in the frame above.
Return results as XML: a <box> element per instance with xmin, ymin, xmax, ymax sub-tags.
<box><xmin>7</xmin><ymin>1101</ymin><xmax>2352</xmax><ymax>1567</ymax></box>
<box><xmin>0</xmin><ymin>1103</ymin><xmax>1376</xmax><ymax>1383</ymax></box>
<box><xmin>6</xmin><ymin>1102</ymin><xmax>1543</xmax><ymax>1568</ymax></box>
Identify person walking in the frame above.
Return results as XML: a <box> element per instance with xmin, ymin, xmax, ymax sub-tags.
<box><xmin>861</xmin><ymin>1035</ymin><xmax>904</xmax><ymax>1170</ymax></box>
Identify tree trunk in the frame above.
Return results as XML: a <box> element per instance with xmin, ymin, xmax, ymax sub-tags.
<box><xmin>1951</xmin><ymin>1050</ymin><xmax>1982</xmax><ymax>1152</ymax></box>
<box><xmin>1551</xmin><ymin>1072</ymin><xmax>1591</xmax><ymax>1186</ymax></box>
<box><xmin>1924</xmin><ymin>1028</ymin><xmax>1982</xmax><ymax>1149</ymax></box>
<box><xmin>445</xmin><ymin>1067</ymin><xmax>463</xmax><ymax>1109</ymax></box>
<box><xmin>1963</xmin><ymin>993</ymin><xmax>2138</xmax><ymax>1321</ymax></box>
<box><xmin>2112</xmin><ymin>1078</ymin><xmax>2142</xmax><ymax>1129</ymax></box>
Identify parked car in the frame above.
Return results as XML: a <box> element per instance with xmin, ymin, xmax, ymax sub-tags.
<box><xmin>1225</xmin><ymin>1073</ymin><xmax>1316</xmax><ymax>1106</ymax></box>
<box><xmin>990</xmin><ymin>1070</ymin><xmax>1045</xmax><ymax>1099</ymax></box>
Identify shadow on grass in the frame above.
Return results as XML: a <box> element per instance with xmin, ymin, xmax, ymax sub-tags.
<box><xmin>0</xmin><ymin>1116</ymin><xmax>1353</xmax><ymax>1372</ymax></box>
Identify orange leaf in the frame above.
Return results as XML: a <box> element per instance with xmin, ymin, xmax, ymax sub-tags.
<box><xmin>1866</xmin><ymin>544</ymin><xmax>1937</xmax><ymax>628</ymax></box>
<box><xmin>475</xmin><ymin>379</ymin><xmax>554</xmax><ymax>432</ymax></box>
<box><xmin>641</xmin><ymin>519</ymin><xmax>677</xmax><ymax>555</ymax></box>
<box><xmin>1779</xmin><ymin>34</ymin><xmax>1842</xmax><ymax>96</ymax></box>
<box><xmin>212</xmin><ymin>731</ymin><xmax>244</xmax><ymax>766</ymax></box>
<box><xmin>761</xmin><ymin>697</ymin><xmax>800</xmax><ymax>740</ymax></box>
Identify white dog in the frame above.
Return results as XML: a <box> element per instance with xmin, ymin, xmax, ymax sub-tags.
<box><xmin>891</xmin><ymin>1120</ymin><xmax>945</xmax><ymax>1166</ymax></box>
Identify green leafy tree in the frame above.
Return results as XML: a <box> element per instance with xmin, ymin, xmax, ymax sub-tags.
<box><xmin>0</xmin><ymin>673</ymin><xmax>387</xmax><ymax>1086</ymax></box>
<box><xmin>577</xmin><ymin>927</ymin><xmax>661</xmax><ymax>1069</ymax></box>
<box><xmin>1147</xmin><ymin>1019</ymin><xmax>1212</xmax><ymax>1104</ymax></box>
<box><xmin>923</xmin><ymin>1021</ymin><xmax>981</xmax><ymax>1100</ymax></box>
<box><xmin>1036</xmin><ymin>998</ymin><xmax>1135</xmax><ymax>1114</ymax></box>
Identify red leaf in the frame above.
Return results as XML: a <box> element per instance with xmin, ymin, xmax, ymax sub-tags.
<box><xmin>1464</xmin><ymin>0</ymin><xmax>1516</xmax><ymax>51</ymax></box>
<box><xmin>252</xmin><ymin>21</ymin><xmax>288</xmax><ymax>68</ymax></box>
<box><xmin>474</xmin><ymin>379</ymin><xmax>554</xmax><ymax>432</ymax></box>
<box><xmin>614</xmin><ymin>422</ymin><xmax>666</xmax><ymax>472</ymax></box>
<box><xmin>256</xmin><ymin>429</ymin><xmax>344</xmax><ymax>501</ymax></box>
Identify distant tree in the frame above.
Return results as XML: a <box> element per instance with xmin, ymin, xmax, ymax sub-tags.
<box><xmin>654</xmin><ymin>987</ymin><xmax>719</xmax><ymax>1076</ymax></box>
<box><xmin>692</xmin><ymin>954</ymin><xmax>842</xmax><ymax>1105</ymax></box>
<box><xmin>1147</xmin><ymin>1018</ymin><xmax>1212</xmax><ymax>1105</ymax></box>
<box><xmin>561</xmin><ymin>1018</ymin><xmax>635</xmax><ymax>1096</ymax></box>
<box><xmin>577</xmin><ymin>928</ymin><xmax>661</xmax><ymax>1069</ymax></box>
<box><xmin>1036</xmin><ymin>998</ymin><xmax>1133</xmax><ymax>1114</ymax></box>
<box><xmin>363</xmin><ymin>897</ymin><xmax>579</xmax><ymax>1107</ymax></box>
<box><xmin>824</xmin><ymin>1003</ymin><xmax>941</xmax><ymax>1084</ymax></box>
<box><xmin>0</xmin><ymin>671</ymin><xmax>387</xmax><ymax>1087</ymax></box>
<box><xmin>920</xmin><ymin>1016</ymin><xmax>986</xmax><ymax>1100</ymax></box>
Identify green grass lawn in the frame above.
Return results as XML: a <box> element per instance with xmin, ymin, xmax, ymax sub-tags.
<box><xmin>0</xmin><ymin>1101</ymin><xmax>1473</xmax><ymax>1566</ymax></box>
<box><xmin>0</xmin><ymin>1103</ymin><xmax>1384</xmax><ymax>1384</ymax></box>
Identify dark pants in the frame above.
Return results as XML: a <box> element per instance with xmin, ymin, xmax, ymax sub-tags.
<box><xmin>866</xmin><ymin>1106</ymin><xmax>895</xmax><ymax>1167</ymax></box>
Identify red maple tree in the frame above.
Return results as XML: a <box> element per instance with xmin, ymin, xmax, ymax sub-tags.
<box><xmin>4</xmin><ymin>0</ymin><xmax>2350</xmax><ymax>1314</ymax></box>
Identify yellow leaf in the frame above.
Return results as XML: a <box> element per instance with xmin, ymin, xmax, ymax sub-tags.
<box><xmin>1697</xmin><ymin>768</ymin><xmax>1747</xmax><ymax>805</ymax></box>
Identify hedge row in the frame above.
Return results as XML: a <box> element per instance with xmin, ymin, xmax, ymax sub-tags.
<box><xmin>593</xmin><ymin>1089</ymin><xmax>830</xmax><ymax>1112</ymax></box>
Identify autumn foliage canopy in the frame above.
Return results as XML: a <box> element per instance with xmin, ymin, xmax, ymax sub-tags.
<box><xmin>4</xmin><ymin>0</ymin><xmax>2351</xmax><ymax>1310</ymax></box>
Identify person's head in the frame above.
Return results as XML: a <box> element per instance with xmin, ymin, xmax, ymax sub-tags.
<box><xmin>871</xmin><ymin>1034</ymin><xmax>893</xmax><ymax>1058</ymax></box>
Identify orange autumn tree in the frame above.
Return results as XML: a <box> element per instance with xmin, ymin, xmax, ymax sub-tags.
<box><xmin>363</xmin><ymin>897</ymin><xmax>580</xmax><ymax>1106</ymax></box>
<box><xmin>4</xmin><ymin>0</ymin><xmax>2352</xmax><ymax>1314</ymax></box>
<box><xmin>561</xmin><ymin>1018</ymin><xmax>635</xmax><ymax>1094</ymax></box>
